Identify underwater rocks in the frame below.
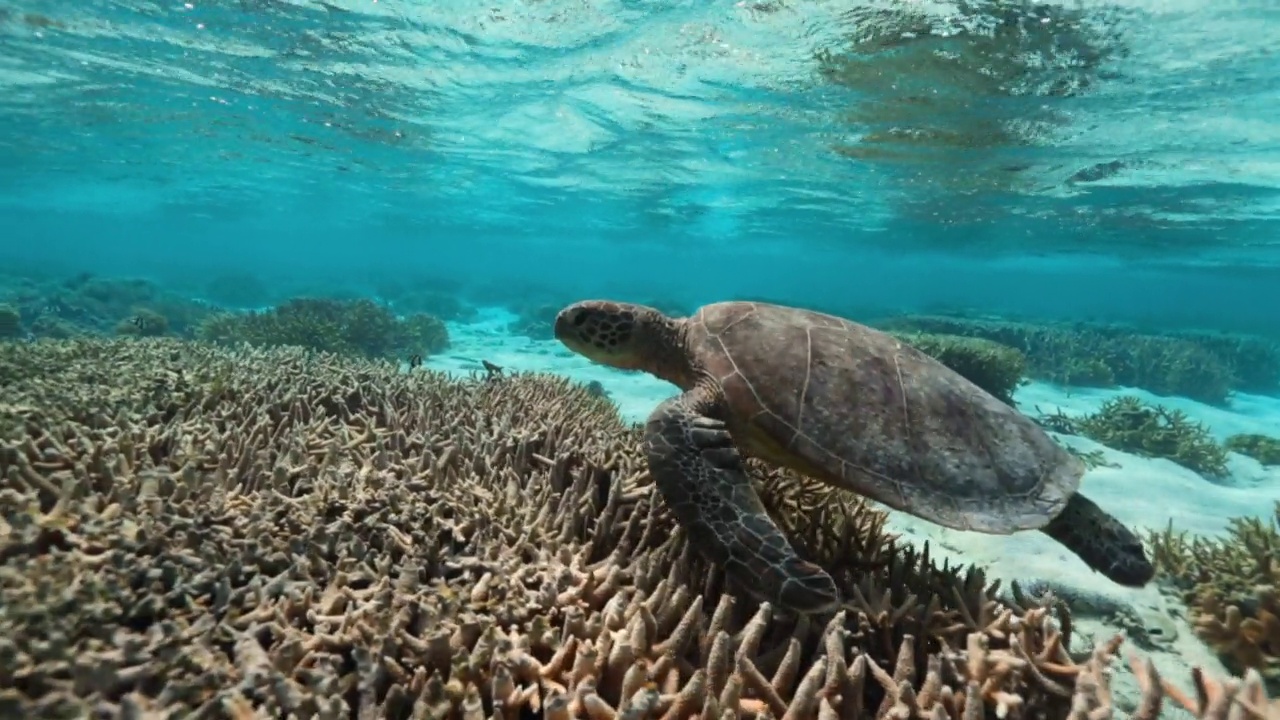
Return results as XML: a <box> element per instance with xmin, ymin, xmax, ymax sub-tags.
<box><xmin>0</xmin><ymin>338</ymin><xmax>1273</xmax><ymax>719</ymax></box>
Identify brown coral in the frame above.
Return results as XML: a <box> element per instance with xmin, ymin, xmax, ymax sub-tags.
<box><xmin>0</xmin><ymin>338</ymin><xmax>1254</xmax><ymax>719</ymax></box>
<box><xmin>1147</xmin><ymin>506</ymin><xmax>1280</xmax><ymax>689</ymax></box>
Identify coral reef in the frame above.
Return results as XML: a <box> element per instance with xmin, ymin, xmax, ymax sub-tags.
<box><xmin>195</xmin><ymin>297</ymin><xmax>449</xmax><ymax>360</ymax></box>
<box><xmin>1146</xmin><ymin>503</ymin><xmax>1280</xmax><ymax>693</ymax></box>
<box><xmin>0</xmin><ymin>303</ymin><xmax>20</xmax><ymax>339</ymax></box>
<box><xmin>2</xmin><ymin>273</ymin><xmax>216</xmax><ymax>341</ymax></box>
<box><xmin>877</xmin><ymin>314</ymin><xmax>1280</xmax><ymax>405</ymax></box>
<box><xmin>1039</xmin><ymin>396</ymin><xmax>1229</xmax><ymax>479</ymax></box>
<box><xmin>112</xmin><ymin>308</ymin><xmax>170</xmax><ymax>337</ymax></box>
<box><xmin>398</xmin><ymin>311</ymin><xmax>451</xmax><ymax>357</ymax></box>
<box><xmin>891</xmin><ymin>331</ymin><xmax>1027</xmax><ymax>404</ymax></box>
<box><xmin>1225</xmin><ymin>434</ymin><xmax>1280</xmax><ymax>466</ymax></box>
<box><xmin>0</xmin><ymin>337</ymin><xmax>1243</xmax><ymax>719</ymax></box>
<box><xmin>1172</xmin><ymin>331</ymin><xmax>1280</xmax><ymax>397</ymax></box>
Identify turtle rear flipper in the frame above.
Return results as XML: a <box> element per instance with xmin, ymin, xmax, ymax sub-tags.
<box><xmin>644</xmin><ymin>387</ymin><xmax>840</xmax><ymax>614</ymax></box>
<box><xmin>1039</xmin><ymin>493</ymin><xmax>1155</xmax><ymax>587</ymax></box>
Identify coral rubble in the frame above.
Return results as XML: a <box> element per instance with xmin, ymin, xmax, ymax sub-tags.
<box><xmin>0</xmin><ymin>339</ymin><xmax>1271</xmax><ymax>718</ymax></box>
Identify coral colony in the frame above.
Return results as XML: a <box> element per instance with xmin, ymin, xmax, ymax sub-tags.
<box><xmin>0</xmin><ymin>335</ymin><xmax>1276</xmax><ymax>718</ymax></box>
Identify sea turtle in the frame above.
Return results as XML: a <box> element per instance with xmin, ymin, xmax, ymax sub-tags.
<box><xmin>553</xmin><ymin>300</ymin><xmax>1155</xmax><ymax>614</ymax></box>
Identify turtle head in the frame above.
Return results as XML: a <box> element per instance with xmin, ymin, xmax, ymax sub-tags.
<box><xmin>555</xmin><ymin>300</ymin><xmax>690</xmax><ymax>383</ymax></box>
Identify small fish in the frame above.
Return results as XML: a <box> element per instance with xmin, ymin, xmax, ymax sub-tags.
<box><xmin>408</xmin><ymin>354</ymin><xmax>422</xmax><ymax>369</ymax></box>
<box><xmin>132</xmin><ymin>315</ymin><xmax>150</xmax><ymax>331</ymax></box>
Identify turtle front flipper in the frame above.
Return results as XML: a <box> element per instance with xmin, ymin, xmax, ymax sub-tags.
<box><xmin>644</xmin><ymin>387</ymin><xmax>840</xmax><ymax>614</ymax></box>
<box><xmin>1039</xmin><ymin>493</ymin><xmax>1155</xmax><ymax>587</ymax></box>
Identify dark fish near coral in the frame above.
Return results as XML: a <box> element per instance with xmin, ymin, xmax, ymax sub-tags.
<box><xmin>131</xmin><ymin>315</ymin><xmax>151</xmax><ymax>331</ymax></box>
<box><xmin>408</xmin><ymin>354</ymin><xmax>422</xmax><ymax>369</ymax></box>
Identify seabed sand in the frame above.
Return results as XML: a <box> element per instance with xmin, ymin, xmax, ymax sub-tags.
<box><xmin>426</xmin><ymin>309</ymin><xmax>1280</xmax><ymax>701</ymax></box>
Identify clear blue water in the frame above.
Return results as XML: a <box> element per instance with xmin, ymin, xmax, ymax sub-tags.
<box><xmin>1</xmin><ymin>0</ymin><xmax>1278</xmax><ymax>333</ymax></box>
<box><xmin>4</xmin><ymin>5</ymin><xmax>1280</xmax><ymax>701</ymax></box>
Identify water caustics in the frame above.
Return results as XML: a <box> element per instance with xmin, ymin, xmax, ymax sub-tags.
<box><xmin>1</xmin><ymin>0</ymin><xmax>1278</xmax><ymax>258</ymax></box>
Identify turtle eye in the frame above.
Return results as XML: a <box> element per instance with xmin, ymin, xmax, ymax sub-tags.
<box><xmin>572</xmin><ymin>310</ymin><xmax>588</xmax><ymax>327</ymax></box>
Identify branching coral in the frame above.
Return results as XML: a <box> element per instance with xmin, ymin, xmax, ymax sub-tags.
<box><xmin>879</xmin><ymin>315</ymin><xmax>1270</xmax><ymax>405</ymax></box>
<box><xmin>112</xmin><ymin>308</ymin><xmax>169</xmax><ymax>337</ymax></box>
<box><xmin>0</xmin><ymin>338</ymin><xmax>1272</xmax><ymax>719</ymax></box>
<box><xmin>1225</xmin><ymin>434</ymin><xmax>1280</xmax><ymax>466</ymax></box>
<box><xmin>1147</xmin><ymin>504</ymin><xmax>1280</xmax><ymax>691</ymax></box>
<box><xmin>195</xmin><ymin>297</ymin><xmax>449</xmax><ymax>360</ymax></box>
<box><xmin>891</xmin><ymin>330</ymin><xmax>1027</xmax><ymax>403</ymax></box>
<box><xmin>1046</xmin><ymin>396</ymin><xmax>1229</xmax><ymax>478</ymax></box>
<box><xmin>399</xmin><ymin>311</ymin><xmax>450</xmax><ymax>356</ymax></box>
<box><xmin>0</xmin><ymin>339</ymin><xmax>1079</xmax><ymax>717</ymax></box>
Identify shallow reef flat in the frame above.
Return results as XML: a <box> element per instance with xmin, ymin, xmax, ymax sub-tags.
<box><xmin>0</xmin><ymin>338</ymin><xmax>1275</xmax><ymax>719</ymax></box>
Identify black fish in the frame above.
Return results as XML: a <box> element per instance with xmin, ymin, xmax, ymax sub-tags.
<box><xmin>132</xmin><ymin>315</ymin><xmax>150</xmax><ymax>331</ymax></box>
<box><xmin>408</xmin><ymin>354</ymin><xmax>422</xmax><ymax>369</ymax></box>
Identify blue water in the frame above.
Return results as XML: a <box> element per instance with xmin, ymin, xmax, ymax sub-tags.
<box><xmin>4</xmin><ymin>3</ymin><xmax>1280</xmax><ymax>706</ymax></box>
<box><xmin>2</xmin><ymin>0</ymin><xmax>1279</xmax><ymax>336</ymax></box>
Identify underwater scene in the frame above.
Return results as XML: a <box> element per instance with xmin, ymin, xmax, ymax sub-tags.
<box><xmin>1</xmin><ymin>0</ymin><xmax>1279</xmax><ymax>718</ymax></box>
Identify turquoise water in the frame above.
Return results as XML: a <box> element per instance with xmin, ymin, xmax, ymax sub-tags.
<box><xmin>4</xmin><ymin>4</ymin><xmax>1280</xmax><ymax>710</ymax></box>
<box><xmin>2</xmin><ymin>0</ymin><xmax>1279</xmax><ymax>335</ymax></box>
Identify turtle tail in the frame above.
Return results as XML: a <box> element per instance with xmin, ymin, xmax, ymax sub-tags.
<box><xmin>1039</xmin><ymin>494</ymin><xmax>1155</xmax><ymax>587</ymax></box>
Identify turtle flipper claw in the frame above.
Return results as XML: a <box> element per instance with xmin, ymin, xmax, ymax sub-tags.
<box><xmin>644</xmin><ymin>388</ymin><xmax>840</xmax><ymax>615</ymax></box>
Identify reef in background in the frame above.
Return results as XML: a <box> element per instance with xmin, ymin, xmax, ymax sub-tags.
<box><xmin>889</xmin><ymin>331</ymin><xmax>1028</xmax><ymax>404</ymax></box>
<box><xmin>1035</xmin><ymin>396</ymin><xmax>1230</xmax><ymax>479</ymax></box>
<box><xmin>877</xmin><ymin>314</ymin><xmax>1280</xmax><ymax>405</ymax></box>
<box><xmin>0</xmin><ymin>339</ymin><xmax>1272</xmax><ymax>719</ymax></box>
<box><xmin>0</xmin><ymin>273</ymin><xmax>449</xmax><ymax>363</ymax></box>
<box><xmin>195</xmin><ymin>297</ymin><xmax>448</xmax><ymax>360</ymax></box>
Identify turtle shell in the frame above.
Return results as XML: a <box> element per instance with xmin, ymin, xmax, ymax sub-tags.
<box><xmin>686</xmin><ymin>301</ymin><xmax>1081</xmax><ymax>534</ymax></box>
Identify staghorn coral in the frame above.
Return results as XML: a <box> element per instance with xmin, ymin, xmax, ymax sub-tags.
<box><xmin>1147</xmin><ymin>504</ymin><xmax>1280</xmax><ymax>690</ymax></box>
<box><xmin>399</xmin><ymin>311</ymin><xmax>451</xmax><ymax>356</ymax></box>
<box><xmin>0</xmin><ymin>337</ymin><xmax>1122</xmax><ymax>719</ymax></box>
<box><xmin>877</xmin><ymin>314</ymin><xmax>1257</xmax><ymax>405</ymax></box>
<box><xmin>1172</xmin><ymin>332</ymin><xmax>1280</xmax><ymax>397</ymax></box>
<box><xmin>195</xmin><ymin>297</ymin><xmax>449</xmax><ymax>360</ymax></box>
<box><xmin>1225</xmin><ymin>434</ymin><xmax>1280</xmax><ymax>466</ymax></box>
<box><xmin>1046</xmin><ymin>396</ymin><xmax>1229</xmax><ymax>479</ymax></box>
<box><xmin>890</xmin><ymin>330</ymin><xmax>1027</xmax><ymax>404</ymax></box>
<box><xmin>1100</xmin><ymin>634</ymin><xmax>1278</xmax><ymax>720</ymax></box>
